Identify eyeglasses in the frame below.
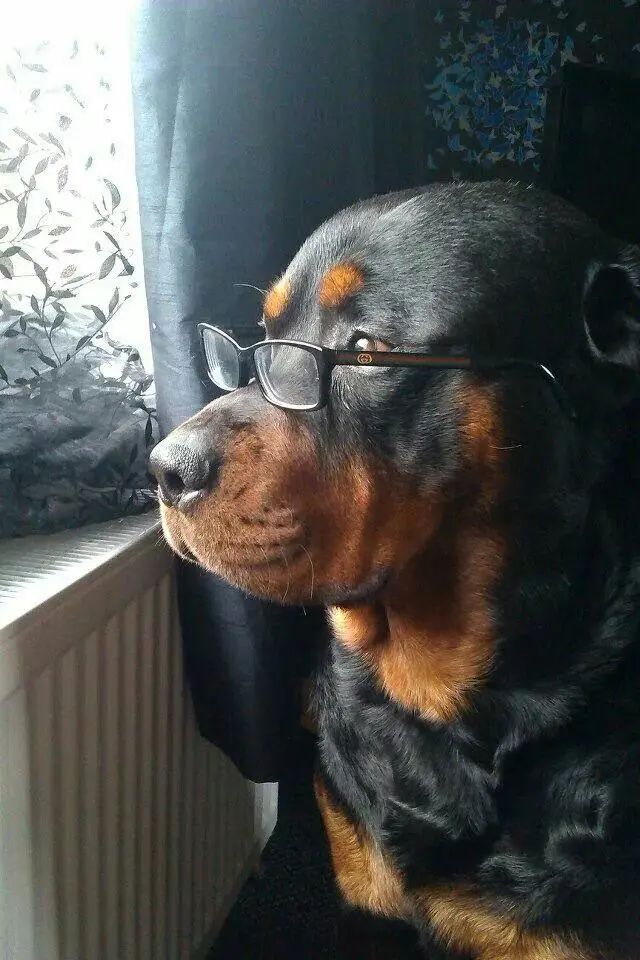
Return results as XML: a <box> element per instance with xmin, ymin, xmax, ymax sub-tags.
<box><xmin>198</xmin><ymin>324</ymin><xmax>576</xmax><ymax>419</ymax></box>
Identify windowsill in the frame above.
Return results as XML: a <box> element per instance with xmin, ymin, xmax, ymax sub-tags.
<box><xmin>0</xmin><ymin>511</ymin><xmax>169</xmax><ymax>642</ymax></box>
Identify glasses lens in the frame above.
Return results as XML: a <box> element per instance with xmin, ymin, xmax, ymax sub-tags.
<box><xmin>201</xmin><ymin>328</ymin><xmax>240</xmax><ymax>391</ymax></box>
<box><xmin>254</xmin><ymin>343</ymin><xmax>321</xmax><ymax>409</ymax></box>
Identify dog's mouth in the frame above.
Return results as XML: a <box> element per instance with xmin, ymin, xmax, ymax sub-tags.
<box><xmin>160</xmin><ymin>504</ymin><xmax>324</xmax><ymax>600</ymax></box>
<box><xmin>159</xmin><ymin>520</ymin><xmax>198</xmax><ymax>563</ymax></box>
<box><xmin>159</xmin><ymin>486</ymin><xmax>429</xmax><ymax>608</ymax></box>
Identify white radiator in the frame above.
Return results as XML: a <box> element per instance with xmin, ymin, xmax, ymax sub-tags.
<box><xmin>0</xmin><ymin>516</ymin><xmax>277</xmax><ymax>960</ymax></box>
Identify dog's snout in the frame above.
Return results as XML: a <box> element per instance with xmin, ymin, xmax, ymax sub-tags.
<box><xmin>149</xmin><ymin>435</ymin><xmax>216</xmax><ymax>509</ymax></box>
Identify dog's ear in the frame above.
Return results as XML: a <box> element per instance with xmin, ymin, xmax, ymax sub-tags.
<box><xmin>583</xmin><ymin>246</ymin><xmax>640</xmax><ymax>372</ymax></box>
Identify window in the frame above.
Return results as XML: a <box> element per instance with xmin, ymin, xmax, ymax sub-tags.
<box><xmin>0</xmin><ymin>1</ymin><xmax>156</xmax><ymax>537</ymax></box>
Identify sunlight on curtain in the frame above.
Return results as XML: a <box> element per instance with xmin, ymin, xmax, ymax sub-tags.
<box><xmin>0</xmin><ymin>0</ymin><xmax>156</xmax><ymax>536</ymax></box>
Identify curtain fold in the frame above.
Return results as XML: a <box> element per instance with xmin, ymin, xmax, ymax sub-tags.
<box><xmin>131</xmin><ymin>0</ymin><xmax>380</xmax><ymax>780</ymax></box>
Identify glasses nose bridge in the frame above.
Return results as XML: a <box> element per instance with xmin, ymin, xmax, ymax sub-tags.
<box><xmin>237</xmin><ymin>341</ymin><xmax>258</xmax><ymax>387</ymax></box>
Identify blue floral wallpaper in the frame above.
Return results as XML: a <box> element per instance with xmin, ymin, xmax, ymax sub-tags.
<box><xmin>422</xmin><ymin>0</ymin><xmax>640</xmax><ymax>180</ymax></box>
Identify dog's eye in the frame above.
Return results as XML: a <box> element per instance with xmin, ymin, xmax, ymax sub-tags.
<box><xmin>350</xmin><ymin>333</ymin><xmax>392</xmax><ymax>352</ymax></box>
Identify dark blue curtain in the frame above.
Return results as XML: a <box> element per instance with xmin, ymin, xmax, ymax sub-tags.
<box><xmin>131</xmin><ymin>0</ymin><xmax>421</xmax><ymax>780</ymax></box>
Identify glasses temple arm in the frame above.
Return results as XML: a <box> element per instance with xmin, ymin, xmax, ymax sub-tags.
<box><xmin>472</xmin><ymin>357</ymin><xmax>577</xmax><ymax>420</ymax></box>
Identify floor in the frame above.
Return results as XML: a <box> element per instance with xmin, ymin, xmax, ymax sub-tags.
<box><xmin>209</xmin><ymin>732</ymin><xmax>424</xmax><ymax>959</ymax></box>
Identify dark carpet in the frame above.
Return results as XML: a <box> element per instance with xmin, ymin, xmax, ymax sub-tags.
<box><xmin>209</xmin><ymin>732</ymin><xmax>425</xmax><ymax>959</ymax></box>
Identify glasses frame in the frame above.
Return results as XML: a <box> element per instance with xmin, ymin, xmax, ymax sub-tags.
<box><xmin>197</xmin><ymin>323</ymin><xmax>576</xmax><ymax>419</ymax></box>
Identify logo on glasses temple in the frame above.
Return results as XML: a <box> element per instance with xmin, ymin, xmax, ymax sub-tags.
<box><xmin>357</xmin><ymin>353</ymin><xmax>373</xmax><ymax>365</ymax></box>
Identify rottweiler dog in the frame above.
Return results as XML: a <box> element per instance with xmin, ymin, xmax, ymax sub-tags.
<box><xmin>150</xmin><ymin>182</ymin><xmax>640</xmax><ymax>959</ymax></box>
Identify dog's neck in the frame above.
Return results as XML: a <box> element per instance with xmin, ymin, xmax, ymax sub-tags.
<box><xmin>329</xmin><ymin>504</ymin><xmax>506</xmax><ymax>724</ymax></box>
<box><xmin>329</xmin><ymin>476</ymin><xmax>640</xmax><ymax>729</ymax></box>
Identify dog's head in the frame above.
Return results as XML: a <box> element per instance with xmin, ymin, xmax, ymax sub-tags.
<box><xmin>150</xmin><ymin>182</ymin><xmax>640</xmax><ymax>607</ymax></box>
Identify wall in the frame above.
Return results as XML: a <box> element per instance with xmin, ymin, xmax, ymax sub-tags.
<box><xmin>421</xmin><ymin>0</ymin><xmax>640</xmax><ymax>183</ymax></box>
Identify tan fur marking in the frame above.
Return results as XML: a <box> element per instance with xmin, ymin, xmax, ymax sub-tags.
<box><xmin>329</xmin><ymin>605</ymin><xmax>386</xmax><ymax>650</ymax></box>
<box><xmin>330</xmin><ymin>385</ymin><xmax>505</xmax><ymax>723</ymax></box>
<box><xmin>314</xmin><ymin>776</ymin><xmax>407</xmax><ymax>919</ymax></box>
<box><xmin>458</xmin><ymin>384</ymin><xmax>504</xmax><ymax>510</ymax></box>
<box><xmin>417</xmin><ymin>887</ymin><xmax>590</xmax><ymax>960</ymax></box>
<box><xmin>263</xmin><ymin>276</ymin><xmax>291</xmax><ymax>321</ymax></box>
<box><xmin>330</xmin><ymin>532</ymin><xmax>502</xmax><ymax>723</ymax></box>
<box><xmin>380</xmin><ymin>533</ymin><xmax>501</xmax><ymax>722</ymax></box>
<box><xmin>318</xmin><ymin>261</ymin><xmax>365</xmax><ymax>309</ymax></box>
<box><xmin>459</xmin><ymin>385</ymin><xmax>500</xmax><ymax>466</ymax></box>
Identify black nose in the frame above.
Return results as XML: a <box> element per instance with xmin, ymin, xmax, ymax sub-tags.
<box><xmin>149</xmin><ymin>436</ymin><xmax>213</xmax><ymax>509</ymax></box>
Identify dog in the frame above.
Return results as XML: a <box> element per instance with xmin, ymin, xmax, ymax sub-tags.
<box><xmin>150</xmin><ymin>181</ymin><xmax>640</xmax><ymax>959</ymax></box>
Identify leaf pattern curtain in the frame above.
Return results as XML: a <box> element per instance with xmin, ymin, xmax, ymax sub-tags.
<box><xmin>0</xmin><ymin>11</ymin><xmax>156</xmax><ymax>538</ymax></box>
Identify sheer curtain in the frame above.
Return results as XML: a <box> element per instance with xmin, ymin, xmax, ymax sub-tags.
<box><xmin>0</xmin><ymin>0</ymin><xmax>156</xmax><ymax>537</ymax></box>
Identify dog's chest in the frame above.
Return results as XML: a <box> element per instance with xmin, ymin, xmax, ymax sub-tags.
<box><xmin>315</xmin><ymin>648</ymin><xmax>498</xmax><ymax>875</ymax></box>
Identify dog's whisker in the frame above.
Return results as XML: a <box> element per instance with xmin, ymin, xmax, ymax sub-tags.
<box><xmin>284</xmin><ymin>505</ymin><xmax>299</xmax><ymax>530</ymax></box>
<box><xmin>279</xmin><ymin>545</ymin><xmax>291</xmax><ymax>603</ymax></box>
<box><xmin>300</xmin><ymin>544</ymin><xmax>315</xmax><ymax>602</ymax></box>
<box><xmin>233</xmin><ymin>281</ymin><xmax>267</xmax><ymax>296</ymax></box>
<box><xmin>258</xmin><ymin>543</ymin><xmax>273</xmax><ymax>591</ymax></box>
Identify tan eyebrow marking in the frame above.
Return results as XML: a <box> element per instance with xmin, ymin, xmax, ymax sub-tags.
<box><xmin>318</xmin><ymin>261</ymin><xmax>365</xmax><ymax>309</ymax></box>
<box><xmin>263</xmin><ymin>276</ymin><xmax>291</xmax><ymax>322</ymax></box>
